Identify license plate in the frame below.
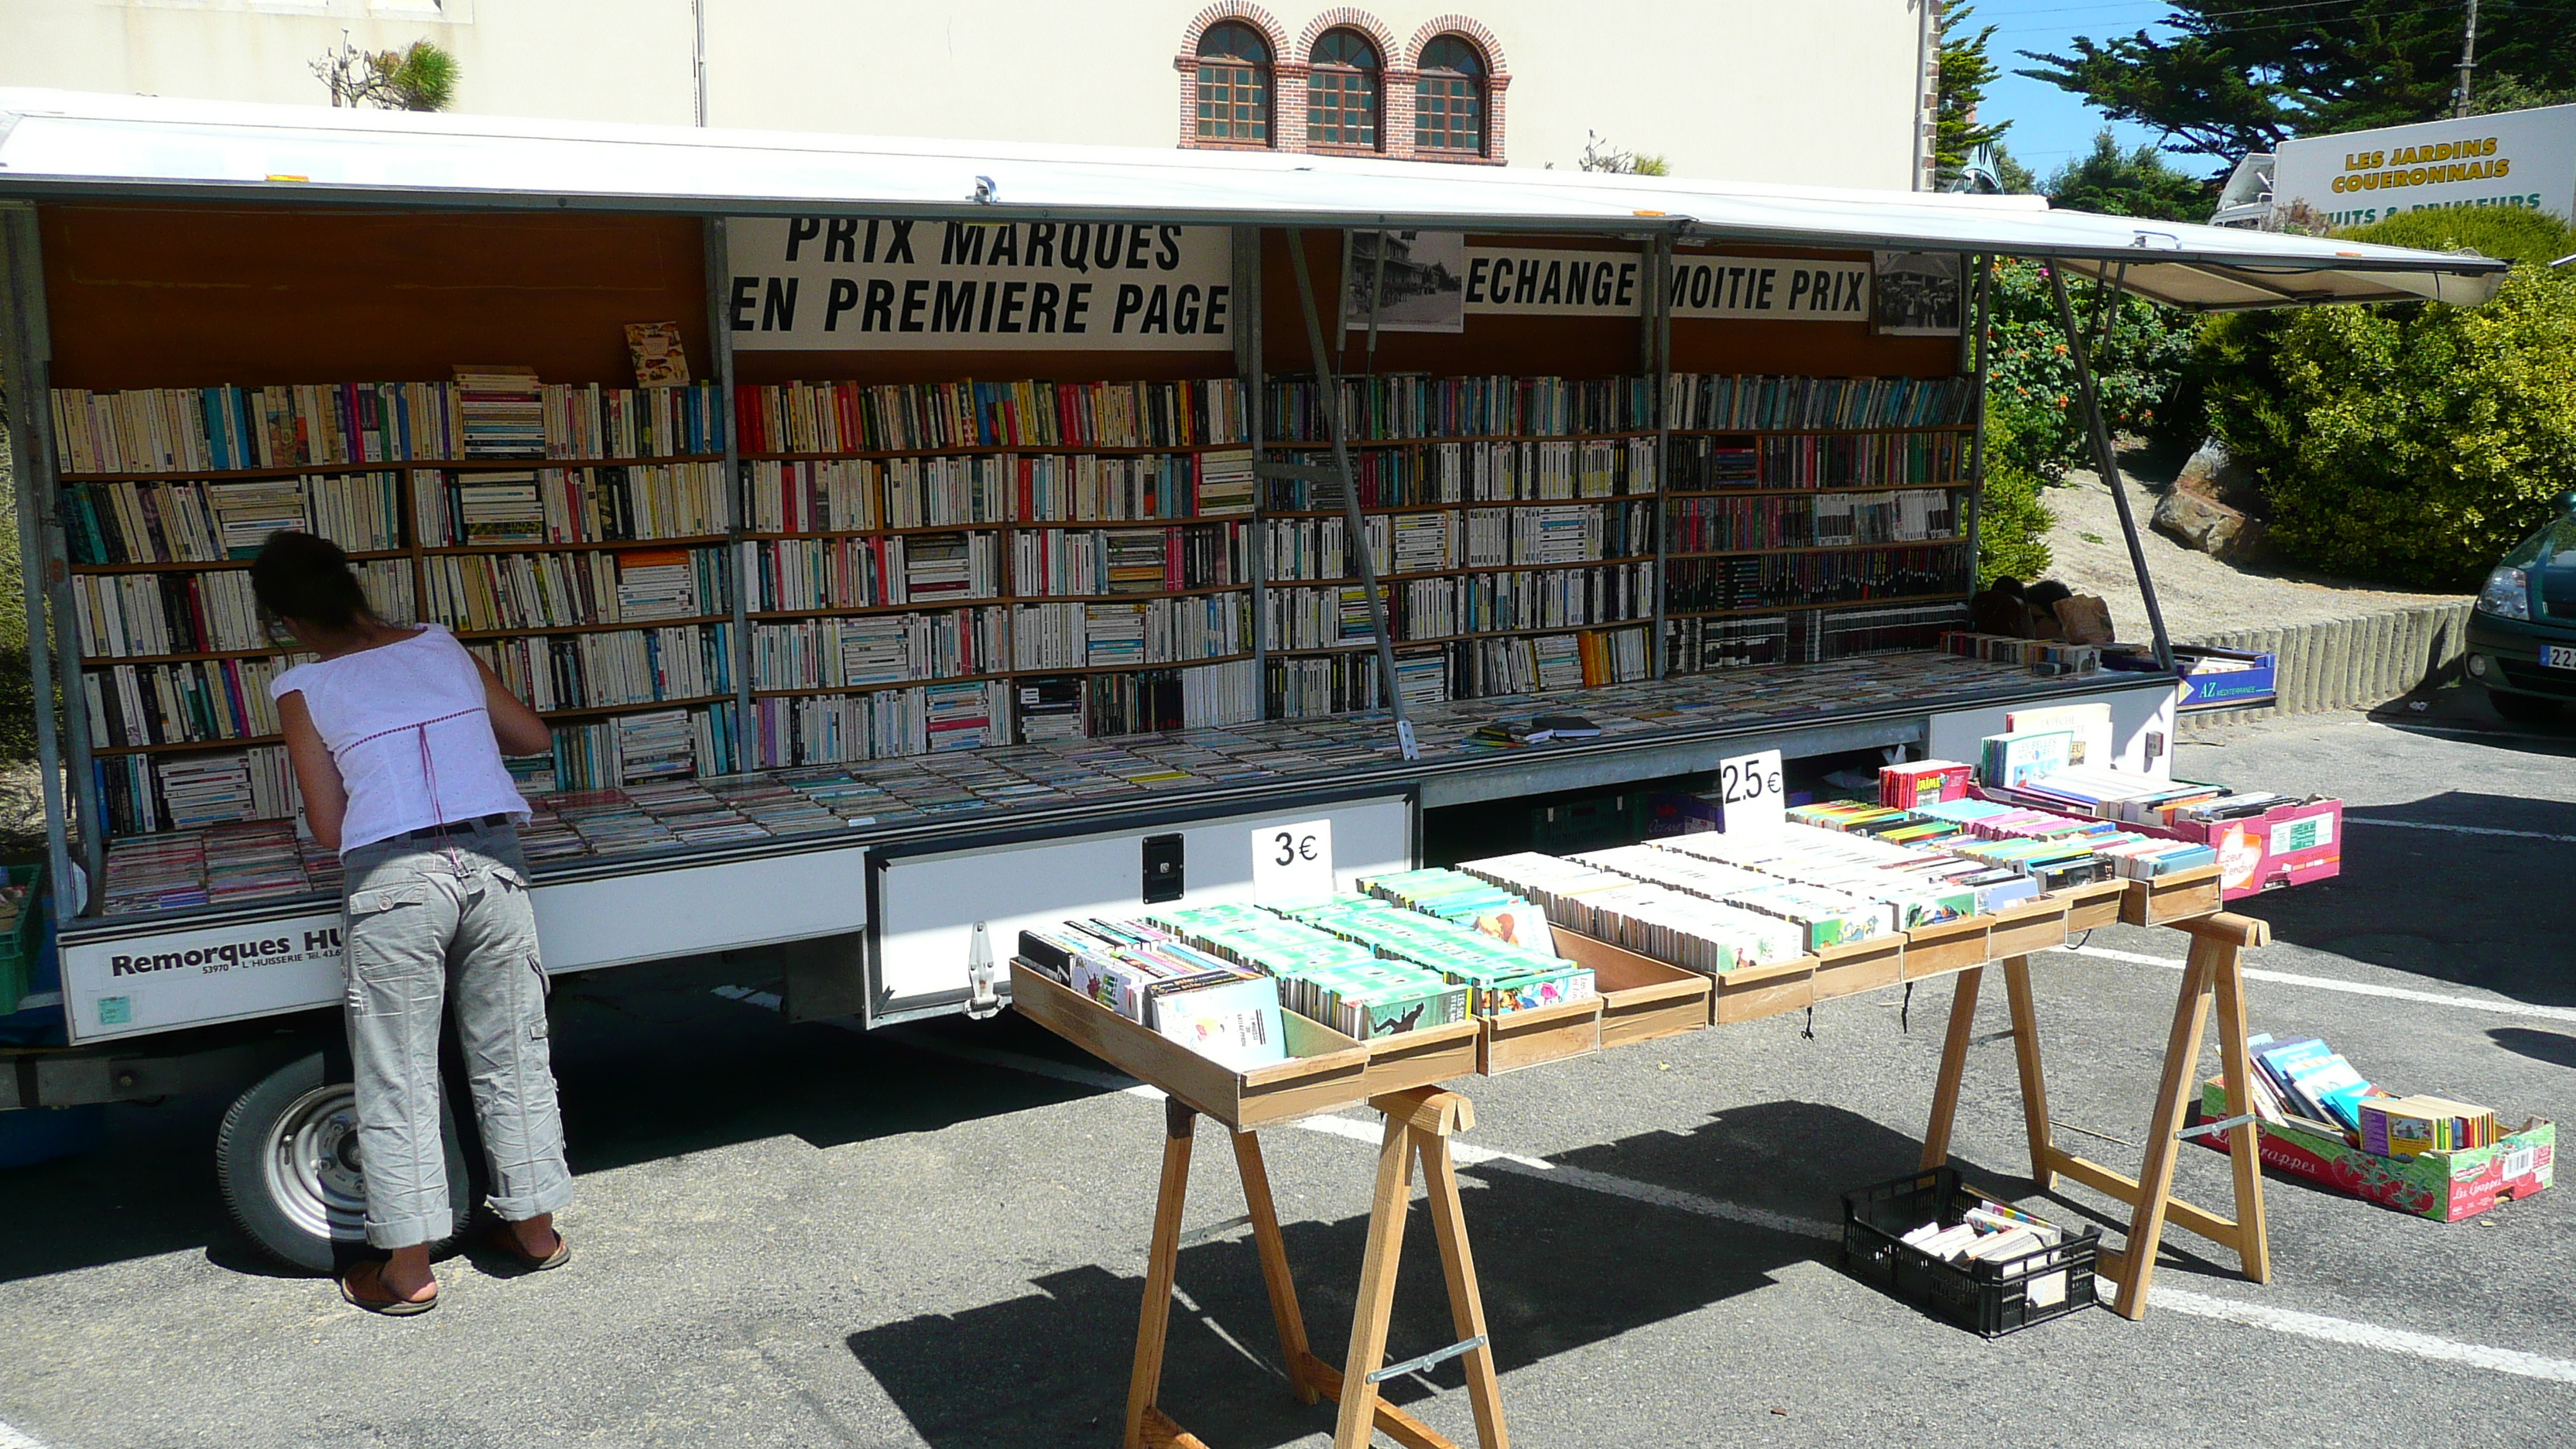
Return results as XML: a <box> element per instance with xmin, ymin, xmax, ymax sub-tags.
<box><xmin>2547</xmin><ymin>645</ymin><xmax>2576</xmax><ymax>671</ymax></box>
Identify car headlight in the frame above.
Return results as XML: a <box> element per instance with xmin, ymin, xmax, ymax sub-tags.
<box><xmin>2476</xmin><ymin>566</ymin><xmax>2531</xmax><ymax>620</ymax></box>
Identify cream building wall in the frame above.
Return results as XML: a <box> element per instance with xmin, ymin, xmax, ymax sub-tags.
<box><xmin>1</xmin><ymin>0</ymin><xmax>1935</xmax><ymax>189</ymax></box>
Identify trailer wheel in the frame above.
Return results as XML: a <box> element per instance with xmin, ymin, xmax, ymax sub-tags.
<box><xmin>215</xmin><ymin>1050</ymin><xmax>472</xmax><ymax>1273</ymax></box>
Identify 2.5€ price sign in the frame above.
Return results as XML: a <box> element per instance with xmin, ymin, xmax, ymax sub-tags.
<box><xmin>1252</xmin><ymin>819</ymin><xmax>1334</xmax><ymax>903</ymax></box>
<box><xmin>1715</xmin><ymin>748</ymin><xmax>1786</xmax><ymax>834</ymax></box>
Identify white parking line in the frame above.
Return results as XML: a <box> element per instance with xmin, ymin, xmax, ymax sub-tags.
<box><xmin>2048</xmin><ymin>946</ymin><xmax>2576</xmax><ymax>1024</ymax></box>
<box><xmin>2347</xmin><ymin>817</ymin><xmax>2576</xmax><ymax>845</ymax></box>
<box><xmin>2150</xmin><ymin>1287</ymin><xmax>2576</xmax><ymax>1386</ymax></box>
<box><xmin>0</xmin><ymin>1420</ymin><xmax>49</xmax><ymax>1448</ymax></box>
<box><xmin>912</xmin><ymin>1036</ymin><xmax>2576</xmax><ymax>1385</ymax></box>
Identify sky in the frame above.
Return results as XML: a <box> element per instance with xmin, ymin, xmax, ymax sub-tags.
<box><xmin>1964</xmin><ymin>2</ymin><xmax>2218</xmax><ymax>180</ymax></box>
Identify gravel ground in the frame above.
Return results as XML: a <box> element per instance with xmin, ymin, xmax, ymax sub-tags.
<box><xmin>2033</xmin><ymin>446</ymin><xmax>2462</xmax><ymax>645</ymax></box>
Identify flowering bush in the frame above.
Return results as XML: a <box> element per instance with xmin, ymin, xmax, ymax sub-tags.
<box><xmin>1982</xmin><ymin>258</ymin><xmax>2199</xmax><ymax>478</ymax></box>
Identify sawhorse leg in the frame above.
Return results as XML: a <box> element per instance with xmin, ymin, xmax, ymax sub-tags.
<box><xmin>1920</xmin><ymin>957</ymin><xmax>2056</xmax><ymax>1185</ymax></box>
<box><xmin>1124</xmin><ymin>1089</ymin><xmax>1507</xmax><ymax>1449</ymax></box>
<box><xmin>1125</xmin><ymin>1098</ymin><xmax>1203</xmax><ymax>1449</ymax></box>
<box><xmin>1916</xmin><ymin>920</ymin><xmax>2273</xmax><ymax>1322</ymax></box>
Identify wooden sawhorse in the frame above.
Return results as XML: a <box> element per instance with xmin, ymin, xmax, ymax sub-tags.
<box><xmin>1127</xmin><ymin>1086</ymin><xmax>1508</xmax><ymax>1449</ymax></box>
<box><xmin>1919</xmin><ymin>911</ymin><xmax>2275</xmax><ymax>1320</ymax></box>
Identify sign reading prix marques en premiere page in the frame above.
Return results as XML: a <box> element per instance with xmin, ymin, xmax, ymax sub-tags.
<box><xmin>2271</xmin><ymin>104</ymin><xmax>2576</xmax><ymax>230</ymax></box>
<box><xmin>728</xmin><ymin>217</ymin><xmax>1237</xmax><ymax>350</ymax></box>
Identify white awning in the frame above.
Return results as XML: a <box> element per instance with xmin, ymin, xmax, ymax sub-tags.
<box><xmin>0</xmin><ymin>87</ymin><xmax>2510</xmax><ymax>310</ymax></box>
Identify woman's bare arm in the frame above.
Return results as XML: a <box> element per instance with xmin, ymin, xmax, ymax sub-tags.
<box><xmin>475</xmin><ymin>656</ymin><xmax>553</xmax><ymax>758</ymax></box>
<box><xmin>279</xmin><ymin>692</ymin><xmax>349</xmax><ymax>853</ymax></box>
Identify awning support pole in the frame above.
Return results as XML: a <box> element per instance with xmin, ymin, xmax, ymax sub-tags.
<box><xmin>1286</xmin><ymin>228</ymin><xmax>1413</xmax><ymax>755</ymax></box>
<box><xmin>707</xmin><ymin>216</ymin><xmax>752</xmax><ymax>764</ymax></box>
<box><xmin>2047</xmin><ymin>259</ymin><xmax>2173</xmax><ymax>671</ymax></box>
<box><xmin>0</xmin><ymin>204</ymin><xmax>77</xmax><ymax>923</ymax></box>
<box><xmin>1964</xmin><ymin>254</ymin><xmax>1992</xmax><ymax>587</ymax></box>
<box><xmin>1647</xmin><ymin>234</ymin><xmax>1672</xmax><ymax>677</ymax></box>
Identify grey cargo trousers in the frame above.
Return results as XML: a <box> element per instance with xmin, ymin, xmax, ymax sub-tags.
<box><xmin>341</xmin><ymin>819</ymin><xmax>571</xmax><ymax>1249</ymax></box>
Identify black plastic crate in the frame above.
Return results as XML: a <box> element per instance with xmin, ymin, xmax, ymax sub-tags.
<box><xmin>1841</xmin><ymin>1166</ymin><xmax>2098</xmax><ymax>1338</ymax></box>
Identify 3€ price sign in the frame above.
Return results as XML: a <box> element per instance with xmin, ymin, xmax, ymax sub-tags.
<box><xmin>1716</xmin><ymin>748</ymin><xmax>1786</xmax><ymax>834</ymax></box>
<box><xmin>1252</xmin><ymin>819</ymin><xmax>1334</xmax><ymax>903</ymax></box>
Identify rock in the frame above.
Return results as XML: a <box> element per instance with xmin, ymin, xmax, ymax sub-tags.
<box><xmin>2153</xmin><ymin>485</ymin><xmax>2266</xmax><ymax>563</ymax></box>
<box><xmin>2175</xmin><ymin>438</ymin><xmax>2264</xmax><ymax>516</ymax></box>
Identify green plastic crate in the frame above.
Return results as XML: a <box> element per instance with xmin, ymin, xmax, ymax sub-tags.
<box><xmin>0</xmin><ymin>862</ymin><xmax>43</xmax><ymax>1013</ymax></box>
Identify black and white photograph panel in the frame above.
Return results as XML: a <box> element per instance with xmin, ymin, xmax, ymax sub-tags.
<box><xmin>1345</xmin><ymin>230</ymin><xmax>1469</xmax><ymax>334</ymax></box>
<box><xmin>1872</xmin><ymin>251</ymin><xmax>1964</xmax><ymax>336</ymax></box>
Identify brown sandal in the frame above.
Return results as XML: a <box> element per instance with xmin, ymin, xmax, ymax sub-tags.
<box><xmin>339</xmin><ymin>1260</ymin><xmax>439</xmax><ymax>1316</ymax></box>
<box><xmin>485</xmin><ymin>1221</ymin><xmax>572</xmax><ymax>1273</ymax></box>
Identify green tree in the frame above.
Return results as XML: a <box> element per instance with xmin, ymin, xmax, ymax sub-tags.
<box><xmin>1936</xmin><ymin>5</ymin><xmax>2011</xmax><ymax>189</ymax></box>
<box><xmin>2472</xmin><ymin>73</ymin><xmax>2576</xmax><ymax>115</ymax></box>
<box><xmin>1989</xmin><ymin>141</ymin><xmax>2040</xmax><ymax>196</ymax></box>
<box><xmin>2197</xmin><ymin>209</ymin><xmax>2576</xmax><ymax>587</ymax></box>
<box><xmin>313</xmin><ymin>37</ymin><xmax>459</xmax><ymax>111</ymax></box>
<box><xmin>2045</xmin><ymin>130</ymin><xmax>2215</xmax><ymax>222</ymax></box>
<box><xmin>2019</xmin><ymin>2</ymin><xmax>2576</xmax><ymax>166</ymax></box>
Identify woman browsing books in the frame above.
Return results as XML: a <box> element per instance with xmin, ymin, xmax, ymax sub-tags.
<box><xmin>255</xmin><ymin>531</ymin><xmax>574</xmax><ymax>1316</ymax></box>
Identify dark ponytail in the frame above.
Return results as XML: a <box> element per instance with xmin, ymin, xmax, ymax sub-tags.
<box><xmin>250</xmin><ymin>530</ymin><xmax>372</xmax><ymax>632</ymax></box>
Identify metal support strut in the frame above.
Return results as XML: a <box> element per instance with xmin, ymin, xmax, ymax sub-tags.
<box><xmin>1285</xmin><ymin>228</ymin><xmax>1415</xmax><ymax>757</ymax></box>
<box><xmin>2046</xmin><ymin>260</ymin><xmax>2174</xmax><ymax>672</ymax></box>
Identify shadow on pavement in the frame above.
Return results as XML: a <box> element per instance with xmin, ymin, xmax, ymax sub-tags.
<box><xmin>2363</xmin><ymin>683</ymin><xmax>2576</xmax><ymax>755</ymax></box>
<box><xmin>2229</xmin><ymin>790</ymin><xmax>2576</xmax><ymax>1009</ymax></box>
<box><xmin>0</xmin><ymin>957</ymin><xmax>1094</xmax><ymax>1286</ymax></box>
<box><xmin>2489</xmin><ymin>1027</ymin><xmax>2576</xmax><ymax>1072</ymax></box>
<box><xmin>845</xmin><ymin>1099</ymin><xmax>2050</xmax><ymax>1449</ymax></box>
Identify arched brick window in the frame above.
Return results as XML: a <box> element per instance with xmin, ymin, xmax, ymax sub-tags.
<box><xmin>1413</xmin><ymin>35</ymin><xmax>1486</xmax><ymax>156</ymax></box>
<box><xmin>1307</xmin><ymin>29</ymin><xmax>1381</xmax><ymax>150</ymax></box>
<box><xmin>1196</xmin><ymin>22</ymin><xmax>1273</xmax><ymax>145</ymax></box>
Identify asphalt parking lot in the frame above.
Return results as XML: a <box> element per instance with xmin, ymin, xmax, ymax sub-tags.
<box><xmin>2</xmin><ymin>688</ymin><xmax>2571</xmax><ymax>1449</ymax></box>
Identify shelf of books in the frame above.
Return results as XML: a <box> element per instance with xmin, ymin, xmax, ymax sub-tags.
<box><xmin>730</xmin><ymin>375</ymin><xmax>1257</xmax><ymax>763</ymax></box>
<box><xmin>30</xmin><ymin>214</ymin><xmax>2085</xmax><ymax>929</ymax></box>
<box><xmin>53</xmin><ymin>356</ymin><xmax>2005</xmax><ymax>907</ymax></box>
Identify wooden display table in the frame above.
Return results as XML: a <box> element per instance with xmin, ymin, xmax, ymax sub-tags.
<box><xmin>1917</xmin><ymin>880</ymin><xmax>2273</xmax><ymax>1319</ymax></box>
<box><xmin>1123</xmin><ymin>1088</ymin><xmax>1506</xmax><ymax>1449</ymax></box>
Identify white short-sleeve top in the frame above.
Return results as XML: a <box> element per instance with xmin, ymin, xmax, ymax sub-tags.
<box><xmin>268</xmin><ymin>624</ymin><xmax>530</xmax><ymax>853</ymax></box>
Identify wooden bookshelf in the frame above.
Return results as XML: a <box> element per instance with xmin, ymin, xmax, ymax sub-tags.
<box><xmin>1666</xmin><ymin>540</ymin><xmax>1969</xmax><ymax>561</ymax></box>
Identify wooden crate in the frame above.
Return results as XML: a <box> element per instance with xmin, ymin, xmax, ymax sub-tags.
<box><xmin>2120</xmin><ymin>865</ymin><xmax>2225</xmax><ymax>927</ymax></box>
<box><xmin>1476</xmin><ymin>995</ymin><xmax>1603</xmax><ymax>1075</ymax></box>
<box><xmin>1555</xmin><ymin>930</ymin><xmax>1714</xmax><ymax>1051</ymax></box>
<box><xmin>1901</xmin><ymin>916</ymin><xmax>1993</xmax><ymax>981</ymax></box>
<box><xmin>1811</xmin><ymin>935</ymin><xmax>1906</xmax><ymax>1001</ymax></box>
<box><xmin>1009</xmin><ymin>964</ymin><xmax>1372</xmax><ymax>1130</ymax></box>
<box><xmin>1711</xmin><ymin>957</ymin><xmax>1817</xmax><ymax>1023</ymax></box>
<box><xmin>1985</xmin><ymin>897</ymin><xmax>2071</xmax><ymax>960</ymax></box>
<box><xmin>2055</xmin><ymin>878</ymin><xmax>2129</xmax><ymax>933</ymax></box>
<box><xmin>1355</xmin><ymin>1017</ymin><xmax>1482</xmax><ymax>1096</ymax></box>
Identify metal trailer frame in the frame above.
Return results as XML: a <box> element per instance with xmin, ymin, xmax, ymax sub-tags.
<box><xmin>0</xmin><ymin>95</ymin><xmax>2504</xmax><ymax>1114</ymax></box>
<box><xmin>0</xmin><ymin>226</ymin><xmax>2222</xmax><ymax>1074</ymax></box>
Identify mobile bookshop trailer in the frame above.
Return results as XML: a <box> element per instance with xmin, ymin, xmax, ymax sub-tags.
<box><xmin>0</xmin><ymin>90</ymin><xmax>2506</xmax><ymax>1268</ymax></box>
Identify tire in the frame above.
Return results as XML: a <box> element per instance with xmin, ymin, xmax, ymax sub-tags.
<box><xmin>215</xmin><ymin>1050</ymin><xmax>473</xmax><ymax>1274</ymax></box>
<box><xmin>2486</xmin><ymin>687</ymin><xmax>2567</xmax><ymax>723</ymax></box>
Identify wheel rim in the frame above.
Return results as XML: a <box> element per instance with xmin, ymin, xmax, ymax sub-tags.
<box><xmin>263</xmin><ymin>1083</ymin><xmax>365</xmax><ymax>1240</ymax></box>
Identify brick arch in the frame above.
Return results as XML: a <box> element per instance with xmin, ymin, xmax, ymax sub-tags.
<box><xmin>1174</xmin><ymin>1</ymin><xmax>1290</xmax><ymax>67</ymax></box>
<box><xmin>1403</xmin><ymin>14</ymin><xmax>1509</xmax><ymax>77</ymax></box>
<box><xmin>1294</xmin><ymin>8</ymin><xmax>1401</xmax><ymax>67</ymax></box>
<box><xmin>1402</xmin><ymin>15</ymin><xmax>1509</xmax><ymax>164</ymax></box>
<box><xmin>1175</xmin><ymin>2</ymin><xmax>1290</xmax><ymax>151</ymax></box>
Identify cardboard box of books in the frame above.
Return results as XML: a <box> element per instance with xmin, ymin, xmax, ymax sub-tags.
<box><xmin>2197</xmin><ymin>1079</ymin><xmax>2554</xmax><ymax>1221</ymax></box>
<box><xmin>2161</xmin><ymin>796</ymin><xmax>2341</xmax><ymax>899</ymax></box>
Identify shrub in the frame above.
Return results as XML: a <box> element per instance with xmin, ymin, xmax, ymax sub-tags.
<box><xmin>1983</xmin><ymin>258</ymin><xmax>2199</xmax><ymax>475</ymax></box>
<box><xmin>2198</xmin><ymin>210</ymin><xmax>2576</xmax><ymax>587</ymax></box>
<box><xmin>1976</xmin><ymin>449</ymin><xmax>2056</xmax><ymax>585</ymax></box>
